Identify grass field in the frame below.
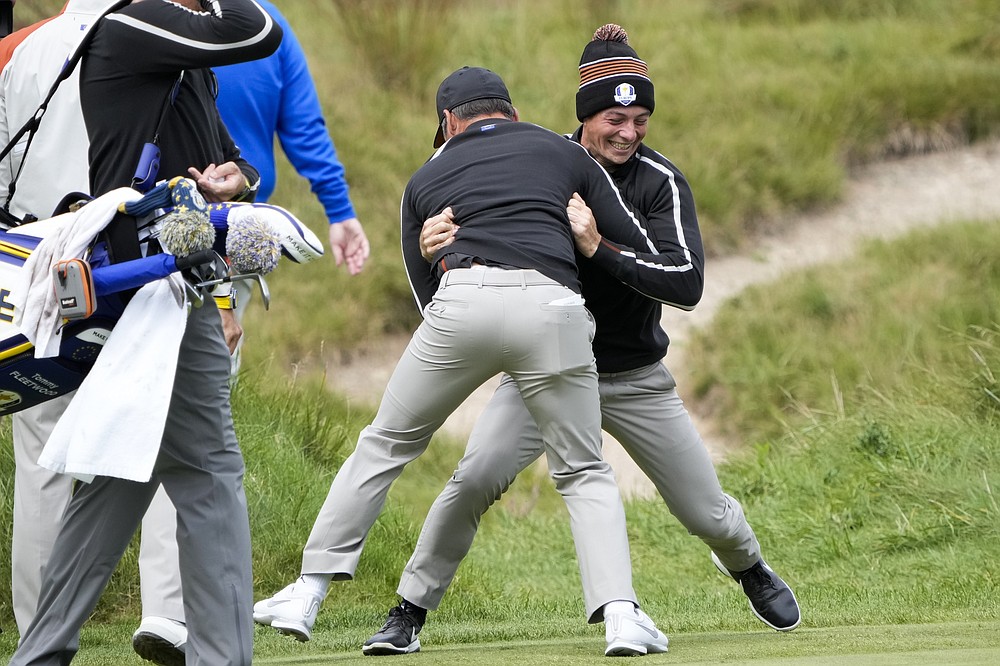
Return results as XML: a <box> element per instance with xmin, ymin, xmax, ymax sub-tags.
<box><xmin>4</xmin><ymin>621</ymin><xmax>999</xmax><ymax>664</ymax></box>
<box><xmin>2</xmin><ymin>0</ymin><xmax>1000</xmax><ymax>664</ymax></box>
<box><xmin>255</xmin><ymin>622</ymin><xmax>1000</xmax><ymax>664</ymax></box>
<box><xmin>2</xmin><ymin>240</ymin><xmax>999</xmax><ymax>662</ymax></box>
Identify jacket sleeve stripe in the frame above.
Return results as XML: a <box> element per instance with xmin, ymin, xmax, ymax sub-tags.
<box><xmin>106</xmin><ymin>9</ymin><xmax>274</xmax><ymax>52</ymax></box>
<box><xmin>588</xmin><ymin>151</ymin><xmax>658</xmax><ymax>253</ymax></box>
<box><xmin>638</xmin><ymin>154</ymin><xmax>695</xmax><ymax>267</ymax></box>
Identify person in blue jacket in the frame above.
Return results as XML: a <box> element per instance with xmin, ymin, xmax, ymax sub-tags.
<box><xmin>213</xmin><ymin>0</ymin><xmax>369</xmax><ymax>375</ymax></box>
<box><xmin>214</xmin><ymin>0</ymin><xmax>367</xmax><ymax>272</ymax></box>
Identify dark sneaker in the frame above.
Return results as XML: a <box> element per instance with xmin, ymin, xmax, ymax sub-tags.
<box><xmin>712</xmin><ymin>552</ymin><xmax>801</xmax><ymax>631</ymax></box>
<box><xmin>362</xmin><ymin>600</ymin><xmax>426</xmax><ymax>656</ymax></box>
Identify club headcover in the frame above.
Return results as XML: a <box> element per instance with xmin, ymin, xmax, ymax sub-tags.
<box><xmin>209</xmin><ymin>202</ymin><xmax>324</xmax><ymax>264</ymax></box>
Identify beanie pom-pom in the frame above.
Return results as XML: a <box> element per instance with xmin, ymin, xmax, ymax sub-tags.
<box><xmin>594</xmin><ymin>23</ymin><xmax>628</xmax><ymax>44</ymax></box>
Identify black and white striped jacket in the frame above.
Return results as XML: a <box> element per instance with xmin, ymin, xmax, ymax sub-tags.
<box><xmin>569</xmin><ymin>127</ymin><xmax>705</xmax><ymax>373</ymax></box>
<box><xmin>80</xmin><ymin>0</ymin><xmax>280</xmax><ymax>196</ymax></box>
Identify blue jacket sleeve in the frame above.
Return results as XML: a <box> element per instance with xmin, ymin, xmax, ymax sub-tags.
<box><xmin>274</xmin><ymin>18</ymin><xmax>357</xmax><ymax>224</ymax></box>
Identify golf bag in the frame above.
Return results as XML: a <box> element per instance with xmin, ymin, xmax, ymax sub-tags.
<box><xmin>0</xmin><ymin>177</ymin><xmax>323</xmax><ymax>415</ymax></box>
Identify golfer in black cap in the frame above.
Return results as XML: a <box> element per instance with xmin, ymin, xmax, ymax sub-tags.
<box><xmin>253</xmin><ymin>65</ymin><xmax>668</xmax><ymax>656</ymax></box>
<box><xmin>370</xmin><ymin>25</ymin><xmax>802</xmax><ymax>657</ymax></box>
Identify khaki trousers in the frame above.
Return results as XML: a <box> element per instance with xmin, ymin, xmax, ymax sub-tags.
<box><xmin>302</xmin><ymin>267</ymin><xmax>636</xmax><ymax>622</ymax></box>
<box><xmin>396</xmin><ymin>362</ymin><xmax>762</xmax><ymax>613</ymax></box>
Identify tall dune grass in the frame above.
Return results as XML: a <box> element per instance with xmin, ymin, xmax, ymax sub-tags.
<box><xmin>326</xmin><ymin>0</ymin><xmax>461</xmax><ymax>97</ymax></box>
<box><xmin>260</xmin><ymin>0</ymin><xmax>1000</xmax><ymax>363</ymax></box>
<box><xmin>686</xmin><ymin>218</ymin><xmax>1000</xmax><ymax>444</ymax></box>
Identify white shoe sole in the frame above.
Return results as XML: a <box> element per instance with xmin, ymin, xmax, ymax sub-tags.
<box><xmin>270</xmin><ymin>619</ymin><xmax>311</xmax><ymax>642</ymax></box>
<box><xmin>605</xmin><ymin>640</ymin><xmax>668</xmax><ymax>657</ymax></box>
<box><xmin>132</xmin><ymin>633</ymin><xmax>185</xmax><ymax>666</ymax></box>
<box><xmin>605</xmin><ymin>641</ymin><xmax>647</xmax><ymax>657</ymax></box>
<box><xmin>362</xmin><ymin>638</ymin><xmax>421</xmax><ymax>655</ymax></box>
<box><xmin>750</xmin><ymin>603</ymin><xmax>802</xmax><ymax>632</ymax></box>
<box><xmin>604</xmin><ymin>608</ymin><xmax>669</xmax><ymax>657</ymax></box>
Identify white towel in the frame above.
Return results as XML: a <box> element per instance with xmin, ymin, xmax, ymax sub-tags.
<box><xmin>11</xmin><ymin>187</ymin><xmax>142</xmax><ymax>358</ymax></box>
<box><xmin>38</xmin><ymin>274</ymin><xmax>188</xmax><ymax>483</ymax></box>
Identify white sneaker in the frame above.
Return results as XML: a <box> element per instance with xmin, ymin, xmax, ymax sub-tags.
<box><xmin>604</xmin><ymin>607</ymin><xmax>669</xmax><ymax>657</ymax></box>
<box><xmin>252</xmin><ymin>580</ymin><xmax>323</xmax><ymax>641</ymax></box>
<box><xmin>132</xmin><ymin>616</ymin><xmax>187</xmax><ymax>666</ymax></box>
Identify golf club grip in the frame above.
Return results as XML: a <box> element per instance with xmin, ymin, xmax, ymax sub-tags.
<box><xmin>174</xmin><ymin>249</ymin><xmax>217</xmax><ymax>271</ymax></box>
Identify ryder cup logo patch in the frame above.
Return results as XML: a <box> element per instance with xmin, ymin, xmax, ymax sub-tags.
<box><xmin>0</xmin><ymin>389</ymin><xmax>22</xmax><ymax>410</ymax></box>
<box><xmin>614</xmin><ymin>83</ymin><xmax>637</xmax><ymax>106</ymax></box>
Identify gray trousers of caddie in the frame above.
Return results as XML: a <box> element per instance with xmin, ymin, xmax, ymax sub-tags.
<box><xmin>10</xmin><ymin>303</ymin><xmax>253</xmax><ymax>666</ymax></box>
<box><xmin>301</xmin><ymin>267</ymin><xmax>637</xmax><ymax>622</ymax></box>
<box><xmin>396</xmin><ymin>361</ymin><xmax>762</xmax><ymax>612</ymax></box>
<box><xmin>12</xmin><ymin>408</ymin><xmax>185</xmax><ymax>637</ymax></box>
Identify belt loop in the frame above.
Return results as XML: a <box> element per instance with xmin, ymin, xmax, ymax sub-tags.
<box><xmin>520</xmin><ymin>270</ymin><xmax>527</xmax><ymax>289</ymax></box>
<box><xmin>440</xmin><ymin>270</ymin><xmax>450</xmax><ymax>289</ymax></box>
<box><xmin>477</xmin><ymin>268</ymin><xmax>486</xmax><ymax>288</ymax></box>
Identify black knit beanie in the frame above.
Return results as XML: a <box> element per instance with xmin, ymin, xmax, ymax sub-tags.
<box><xmin>576</xmin><ymin>24</ymin><xmax>654</xmax><ymax>121</ymax></box>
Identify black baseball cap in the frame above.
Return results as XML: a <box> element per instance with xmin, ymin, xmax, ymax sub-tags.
<box><xmin>433</xmin><ymin>66</ymin><xmax>512</xmax><ymax>148</ymax></box>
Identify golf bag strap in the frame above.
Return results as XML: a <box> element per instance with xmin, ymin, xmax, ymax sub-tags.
<box><xmin>0</xmin><ymin>1</ymin><xmax>12</xmax><ymax>39</ymax></box>
<box><xmin>97</xmin><ymin>210</ymin><xmax>143</xmax><ymax>307</ymax></box>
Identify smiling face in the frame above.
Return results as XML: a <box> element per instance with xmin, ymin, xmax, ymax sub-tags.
<box><xmin>580</xmin><ymin>105</ymin><xmax>651</xmax><ymax>170</ymax></box>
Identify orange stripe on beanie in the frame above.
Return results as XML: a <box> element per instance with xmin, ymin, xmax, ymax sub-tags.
<box><xmin>576</xmin><ymin>24</ymin><xmax>654</xmax><ymax>121</ymax></box>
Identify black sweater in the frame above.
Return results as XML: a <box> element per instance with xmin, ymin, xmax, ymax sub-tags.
<box><xmin>401</xmin><ymin>118</ymin><xmax>705</xmax><ymax>373</ymax></box>
<box><xmin>80</xmin><ymin>0</ymin><xmax>282</xmax><ymax>195</ymax></box>
<box><xmin>401</xmin><ymin>118</ymin><xmax>657</xmax><ymax>312</ymax></box>
<box><xmin>570</xmin><ymin>128</ymin><xmax>705</xmax><ymax>373</ymax></box>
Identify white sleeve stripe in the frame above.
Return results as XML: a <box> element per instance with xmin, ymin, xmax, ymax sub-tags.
<box><xmin>106</xmin><ymin>9</ymin><xmax>274</xmax><ymax>52</ymax></box>
<box><xmin>619</xmin><ymin>250</ymin><xmax>695</xmax><ymax>274</ymax></box>
<box><xmin>618</xmin><ymin>252</ymin><xmax>696</xmax><ymax>309</ymax></box>
<box><xmin>638</xmin><ymin>153</ymin><xmax>694</xmax><ymax>265</ymax></box>
<box><xmin>400</xmin><ymin>191</ymin><xmax>425</xmax><ymax>314</ymax></box>
<box><xmin>574</xmin><ymin>142</ymin><xmax>658</xmax><ymax>253</ymax></box>
<box><xmin>612</xmin><ymin>154</ymin><xmax>699</xmax><ymax>307</ymax></box>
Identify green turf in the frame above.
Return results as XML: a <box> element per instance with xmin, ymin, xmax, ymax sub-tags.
<box><xmin>252</xmin><ymin>622</ymin><xmax>1000</xmax><ymax>664</ymax></box>
<box><xmin>8</xmin><ymin>621</ymin><xmax>995</xmax><ymax>665</ymax></box>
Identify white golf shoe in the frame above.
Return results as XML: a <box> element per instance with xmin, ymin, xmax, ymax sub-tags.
<box><xmin>604</xmin><ymin>606</ymin><xmax>669</xmax><ymax>657</ymax></box>
<box><xmin>252</xmin><ymin>579</ymin><xmax>324</xmax><ymax>641</ymax></box>
<box><xmin>132</xmin><ymin>616</ymin><xmax>187</xmax><ymax>666</ymax></box>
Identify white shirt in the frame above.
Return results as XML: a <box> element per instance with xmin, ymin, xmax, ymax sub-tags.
<box><xmin>0</xmin><ymin>0</ymin><xmax>116</xmax><ymax>220</ymax></box>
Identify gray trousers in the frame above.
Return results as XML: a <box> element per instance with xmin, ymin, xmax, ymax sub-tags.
<box><xmin>11</xmin><ymin>395</ymin><xmax>75</xmax><ymax>635</ymax></box>
<box><xmin>11</xmin><ymin>408</ymin><xmax>184</xmax><ymax>636</ymax></box>
<box><xmin>396</xmin><ymin>361</ymin><xmax>761</xmax><ymax>611</ymax></box>
<box><xmin>10</xmin><ymin>303</ymin><xmax>252</xmax><ymax>666</ymax></box>
<box><xmin>301</xmin><ymin>267</ymin><xmax>637</xmax><ymax>622</ymax></box>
